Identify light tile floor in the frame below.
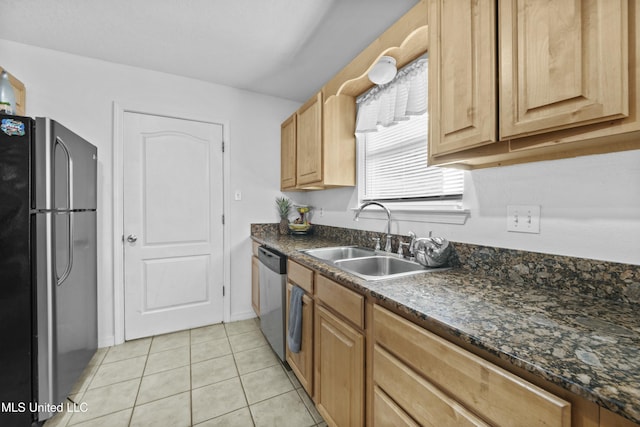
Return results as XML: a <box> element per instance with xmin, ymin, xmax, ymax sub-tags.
<box><xmin>44</xmin><ymin>318</ymin><xmax>326</xmax><ymax>427</ymax></box>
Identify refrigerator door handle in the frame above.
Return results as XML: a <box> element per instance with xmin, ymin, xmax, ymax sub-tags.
<box><xmin>55</xmin><ymin>136</ymin><xmax>73</xmax><ymax>210</ymax></box>
<box><xmin>57</xmin><ymin>212</ymin><xmax>74</xmax><ymax>286</ymax></box>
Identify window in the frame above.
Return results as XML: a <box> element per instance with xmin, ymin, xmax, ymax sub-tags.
<box><xmin>356</xmin><ymin>56</ymin><xmax>464</xmax><ymax>204</ymax></box>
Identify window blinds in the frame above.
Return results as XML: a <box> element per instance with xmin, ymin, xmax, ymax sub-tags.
<box><xmin>361</xmin><ymin>113</ymin><xmax>464</xmax><ymax>201</ymax></box>
<box><xmin>357</xmin><ymin>55</ymin><xmax>464</xmax><ymax>202</ymax></box>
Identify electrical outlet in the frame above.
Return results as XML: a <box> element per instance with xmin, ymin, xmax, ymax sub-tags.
<box><xmin>320</xmin><ymin>208</ymin><xmax>324</xmax><ymax>217</ymax></box>
<box><xmin>507</xmin><ymin>205</ymin><xmax>540</xmax><ymax>233</ymax></box>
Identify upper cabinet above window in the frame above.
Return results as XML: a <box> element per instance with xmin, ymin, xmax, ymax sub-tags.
<box><xmin>281</xmin><ymin>0</ymin><xmax>428</xmax><ymax>191</ymax></box>
<box><xmin>429</xmin><ymin>0</ymin><xmax>639</xmax><ymax>169</ymax></box>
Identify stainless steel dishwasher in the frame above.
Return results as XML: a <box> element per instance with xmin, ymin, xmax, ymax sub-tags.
<box><xmin>258</xmin><ymin>245</ymin><xmax>287</xmax><ymax>361</ymax></box>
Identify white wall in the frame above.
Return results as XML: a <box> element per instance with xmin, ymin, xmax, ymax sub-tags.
<box><xmin>295</xmin><ymin>150</ymin><xmax>640</xmax><ymax>266</ymax></box>
<box><xmin>1</xmin><ymin>39</ymin><xmax>300</xmax><ymax>346</ymax></box>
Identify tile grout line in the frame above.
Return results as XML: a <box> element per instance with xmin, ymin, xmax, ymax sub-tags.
<box><xmin>227</xmin><ymin>322</ymin><xmax>257</xmax><ymax>427</ymax></box>
<box><xmin>54</xmin><ymin>320</ymin><xmax>327</xmax><ymax>427</ymax></box>
<box><xmin>127</xmin><ymin>338</ymin><xmax>151</xmax><ymax>426</ymax></box>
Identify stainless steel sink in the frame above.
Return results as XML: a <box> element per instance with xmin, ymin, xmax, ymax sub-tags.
<box><xmin>334</xmin><ymin>255</ymin><xmax>441</xmax><ymax>281</ymax></box>
<box><xmin>302</xmin><ymin>246</ymin><xmax>377</xmax><ymax>262</ymax></box>
<box><xmin>301</xmin><ymin>246</ymin><xmax>448</xmax><ymax>280</ymax></box>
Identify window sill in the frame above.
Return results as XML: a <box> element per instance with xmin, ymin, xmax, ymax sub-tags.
<box><xmin>351</xmin><ymin>202</ymin><xmax>469</xmax><ymax>225</ymax></box>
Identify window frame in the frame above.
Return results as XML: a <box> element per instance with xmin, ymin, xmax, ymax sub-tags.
<box><xmin>355</xmin><ymin>132</ymin><xmax>470</xmax><ymax>225</ymax></box>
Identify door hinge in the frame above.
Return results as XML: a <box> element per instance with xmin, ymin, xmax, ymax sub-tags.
<box><xmin>222</xmin><ymin>214</ymin><xmax>225</xmax><ymax>224</ymax></box>
<box><xmin>222</xmin><ymin>141</ymin><xmax>225</xmax><ymax>152</ymax></box>
<box><xmin>222</xmin><ymin>286</ymin><xmax>225</xmax><ymax>297</ymax></box>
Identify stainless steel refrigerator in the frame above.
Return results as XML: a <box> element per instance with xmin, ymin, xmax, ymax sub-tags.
<box><xmin>0</xmin><ymin>115</ymin><xmax>97</xmax><ymax>426</ymax></box>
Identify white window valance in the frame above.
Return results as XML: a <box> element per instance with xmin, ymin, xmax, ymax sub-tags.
<box><xmin>355</xmin><ymin>56</ymin><xmax>428</xmax><ymax>133</ymax></box>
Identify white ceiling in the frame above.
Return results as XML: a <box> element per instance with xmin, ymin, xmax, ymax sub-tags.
<box><xmin>0</xmin><ymin>0</ymin><xmax>418</xmax><ymax>102</ymax></box>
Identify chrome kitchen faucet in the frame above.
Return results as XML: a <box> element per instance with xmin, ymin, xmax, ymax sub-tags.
<box><xmin>354</xmin><ymin>201</ymin><xmax>392</xmax><ymax>252</ymax></box>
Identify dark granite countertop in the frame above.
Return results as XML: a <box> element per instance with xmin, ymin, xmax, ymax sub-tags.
<box><xmin>251</xmin><ymin>229</ymin><xmax>640</xmax><ymax>424</ymax></box>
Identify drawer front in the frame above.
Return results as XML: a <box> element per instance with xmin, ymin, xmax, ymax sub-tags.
<box><xmin>316</xmin><ymin>274</ymin><xmax>364</xmax><ymax>329</ymax></box>
<box><xmin>251</xmin><ymin>241</ymin><xmax>260</xmax><ymax>257</ymax></box>
<box><xmin>288</xmin><ymin>260</ymin><xmax>314</xmax><ymax>293</ymax></box>
<box><xmin>373</xmin><ymin>386</ymin><xmax>419</xmax><ymax>427</ymax></box>
<box><xmin>374</xmin><ymin>345</ymin><xmax>489</xmax><ymax>427</ymax></box>
<box><xmin>373</xmin><ymin>305</ymin><xmax>571</xmax><ymax>427</ymax></box>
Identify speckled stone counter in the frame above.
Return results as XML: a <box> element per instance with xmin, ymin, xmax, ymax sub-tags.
<box><xmin>251</xmin><ymin>224</ymin><xmax>640</xmax><ymax>424</ymax></box>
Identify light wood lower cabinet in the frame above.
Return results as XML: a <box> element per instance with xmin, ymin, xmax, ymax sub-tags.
<box><xmin>285</xmin><ymin>281</ymin><xmax>313</xmax><ymax>396</ymax></box>
<box><xmin>251</xmin><ymin>255</ymin><xmax>259</xmax><ymax>315</ymax></box>
<box><xmin>314</xmin><ymin>304</ymin><xmax>364</xmax><ymax>427</ymax></box>
<box><xmin>372</xmin><ymin>304</ymin><xmax>571</xmax><ymax>427</ymax></box>
<box><xmin>276</xmin><ymin>256</ymin><xmax>638</xmax><ymax>427</ymax></box>
<box><xmin>373</xmin><ymin>344</ymin><xmax>488</xmax><ymax>427</ymax></box>
<box><xmin>251</xmin><ymin>242</ymin><xmax>260</xmax><ymax>315</ymax></box>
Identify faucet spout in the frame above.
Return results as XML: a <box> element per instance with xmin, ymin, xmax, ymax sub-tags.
<box><xmin>354</xmin><ymin>201</ymin><xmax>392</xmax><ymax>252</ymax></box>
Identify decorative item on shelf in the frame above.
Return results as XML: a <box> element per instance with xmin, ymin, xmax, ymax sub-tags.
<box><xmin>0</xmin><ymin>70</ymin><xmax>16</xmax><ymax>115</ymax></box>
<box><xmin>275</xmin><ymin>196</ymin><xmax>292</xmax><ymax>235</ymax></box>
<box><xmin>368</xmin><ymin>56</ymin><xmax>397</xmax><ymax>85</ymax></box>
<box><xmin>289</xmin><ymin>205</ymin><xmax>312</xmax><ymax>235</ymax></box>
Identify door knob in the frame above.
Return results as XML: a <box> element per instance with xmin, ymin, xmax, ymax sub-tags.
<box><xmin>127</xmin><ymin>234</ymin><xmax>138</xmax><ymax>243</ymax></box>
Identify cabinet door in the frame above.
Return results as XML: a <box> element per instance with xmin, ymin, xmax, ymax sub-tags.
<box><xmin>296</xmin><ymin>92</ymin><xmax>323</xmax><ymax>186</ymax></box>
<box><xmin>428</xmin><ymin>0</ymin><xmax>497</xmax><ymax>158</ymax></box>
<box><xmin>600</xmin><ymin>408</ymin><xmax>639</xmax><ymax>427</ymax></box>
<box><xmin>315</xmin><ymin>305</ymin><xmax>364</xmax><ymax>427</ymax></box>
<box><xmin>251</xmin><ymin>255</ymin><xmax>259</xmax><ymax>315</ymax></box>
<box><xmin>285</xmin><ymin>282</ymin><xmax>313</xmax><ymax>396</ymax></box>
<box><xmin>280</xmin><ymin>113</ymin><xmax>297</xmax><ymax>190</ymax></box>
<box><xmin>500</xmin><ymin>0</ymin><xmax>628</xmax><ymax>139</ymax></box>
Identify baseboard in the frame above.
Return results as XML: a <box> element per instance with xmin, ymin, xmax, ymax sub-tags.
<box><xmin>229</xmin><ymin>310</ymin><xmax>258</xmax><ymax>323</ymax></box>
<box><xmin>98</xmin><ymin>335</ymin><xmax>115</xmax><ymax>348</ymax></box>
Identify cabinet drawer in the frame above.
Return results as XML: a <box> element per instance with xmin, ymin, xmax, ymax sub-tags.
<box><xmin>251</xmin><ymin>241</ymin><xmax>260</xmax><ymax>257</ymax></box>
<box><xmin>374</xmin><ymin>345</ymin><xmax>489</xmax><ymax>427</ymax></box>
<box><xmin>373</xmin><ymin>305</ymin><xmax>571</xmax><ymax>427</ymax></box>
<box><xmin>373</xmin><ymin>386</ymin><xmax>419</xmax><ymax>427</ymax></box>
<box><xmin>316</xmin><ymin>274</ymin><xmax>364</xmax><ymax>329</ymax></box>
<box><xmin>287</xmin><ymin>260</ymin><xmax>314</xmax><ymax>293</ymax></box>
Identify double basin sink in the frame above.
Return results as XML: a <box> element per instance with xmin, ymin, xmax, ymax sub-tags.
<box><xmin>301</xmin><ymin>246</ymin><xmax>447</xmax><ymax>281</ymax></box>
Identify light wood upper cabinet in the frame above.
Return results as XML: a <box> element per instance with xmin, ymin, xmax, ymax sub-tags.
<box><xmin>499</xmin><ymin>0</ymin><xmax>629</xmax><ymax>139</ymax></box>
<box><xmin>296</xmin><ymin>92</ymin><xmax>323</xmax><ymax>186</ymax></box>
<box><xmin>280</xmin><ymin>113</ymin><xmax>297</xmax><ymax>190</ymax></box>
<box><xmin>428</xmin><ymin>0</ymin><xmax>497</xmax><ymax>157</ymax></box>
<box><xmin>281</xmin><ymin>91</ymin><xmax>356</xmax><ymax>190</ymax></box>
<box><xmin>429</xmin><ymin>0</ymin><xmax>640</xmax><ymax>168</ymax></box>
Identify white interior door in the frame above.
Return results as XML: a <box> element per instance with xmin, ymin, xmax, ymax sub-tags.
<box><xmin>123</xmin><ymin>112</ymin><xmax>224</xmax><ymax>340</ymax></box>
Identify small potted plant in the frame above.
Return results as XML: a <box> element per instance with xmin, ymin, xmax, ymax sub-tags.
<box><xmin>275</xmin><ymin>196</ymin><xmax>292</xmax><ymax>234</ymax></box>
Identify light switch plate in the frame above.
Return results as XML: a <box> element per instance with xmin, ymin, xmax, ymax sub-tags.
<box><xmin>507</xmin><ymin>205</ymin><xmax>540</xmax><ymax>233</ymax></box>
<box><xmin>234</xmin><ymin>190</ymin><xmax>242</xmax><ymax>201</ymax></box>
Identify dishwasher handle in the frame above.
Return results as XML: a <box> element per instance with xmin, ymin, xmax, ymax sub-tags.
<box><xmin>258</xmin><ymin>245</ymin><xmax>287</xmax><ymax>274</ymax></box>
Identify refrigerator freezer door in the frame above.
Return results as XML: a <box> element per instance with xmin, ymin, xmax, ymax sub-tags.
<box><xmin>34</xmin><ymin>118</ymin><xmax>97</xmax><ymax>211</ymax></box>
